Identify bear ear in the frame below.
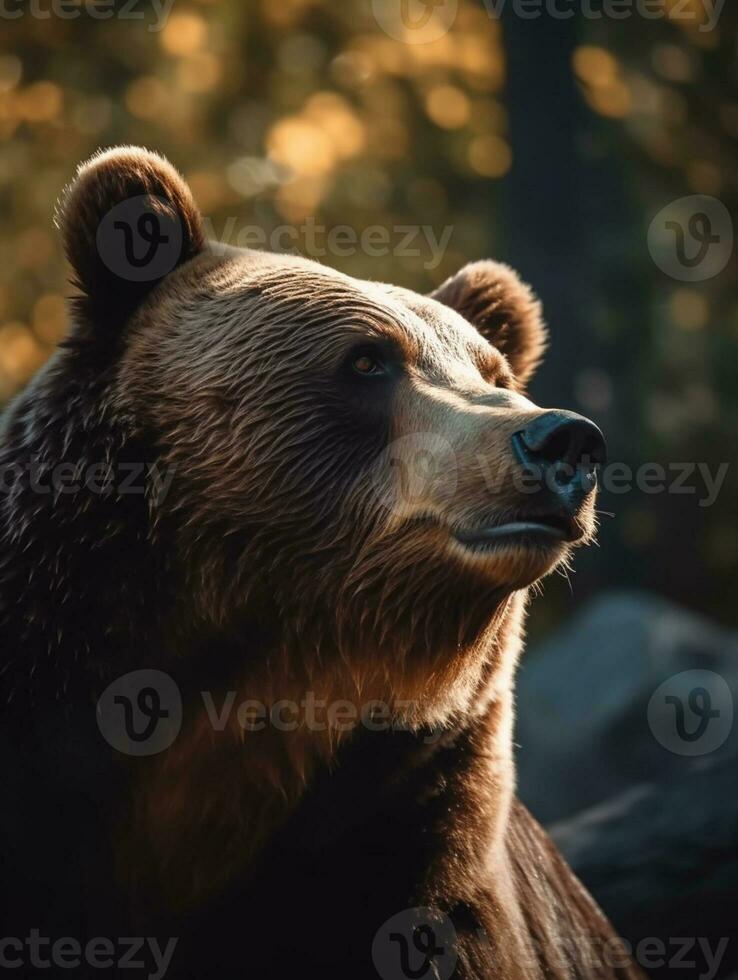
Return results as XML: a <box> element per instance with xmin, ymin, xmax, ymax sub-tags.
<box><xmin>430</xmin><ymin>260</ymin><xmax>547</xmax><ymax>386</ymax></box>
<box><xmin>55</xmin><ymin>146</ymin><xmax>205</xmax><ymax>338</ymax></box>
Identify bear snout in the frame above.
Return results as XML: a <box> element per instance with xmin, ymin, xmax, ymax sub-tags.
<box><xmin>511</xmin><ymin>410</ymin><xmax>606</xmax><ymax>515</ymax></box>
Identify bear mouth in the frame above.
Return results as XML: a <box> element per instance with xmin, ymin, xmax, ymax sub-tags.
<box><xmin>452</xmin><ymin>512</ymin><xmax>580</xmax><ymax>550</ymax></box>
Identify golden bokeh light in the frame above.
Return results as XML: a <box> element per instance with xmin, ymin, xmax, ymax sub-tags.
<box><xmin>267</xmin><ymin>117</ymin><xmax>337</xmax><ymax>178</ymax></box>
<box><xmin>304</xmin><ymin>92</ymin><xmax>366</xmax><ymax>159</ymax></box>
<box><xmin>187</xmin><ymin>170</ymin><xmax>232</xmax><ymax>211</ymax></box>
<box><xmin>0</xmin><ymin>322</ymin><xmax>46</xmax><ymax>389</ymax></box>
<box><xmin>573</xmin><ymin>46</ymin><xmax>631</xmax><ymax>119</ymax></box>
<box><xmin>177</xmin><ymin>52</ymin><xmax>222</xmax><ymax>93</ymax></box>
<box><xmin>17</xmin><ymin>82</ymin><xmax>63</xmax><ymax>123</ymax></box>
<box><xmin>425</xmin><ymin>85</ymin><xmax>471</xmax><ymax>130</ymax></box>
<box><xmin>457</xmin><ymin>34</ymin><xmax>505</xmax><ymax>92</ymax></box>
<box><xmin>32</xmin><ymin>294</ymin><xmax>67</xmax><ymax>346</ymax></box>
<box><xmin>160</xmin><ymin>12</ymin><xmax>208</xmax><ymax>57</ymax></box>
<box><xmin>261</xmin><ymin>0</ymin><xmax>323</xmax><ymax>27</ymax></box>
<box><xmin>669</xmin><ymin>289</ymin><xmax>709</xmax><ymax>331</ymax></box>
<box><xmin>125</xmin><ymin>76</ymin><xmax>170</xmax><ymax>120</ymax></box>
<box><xmin>468</xmin><ymin>134</ymin><xmax>512</xmax><ymax>178</ymax></box>
<box><xmin>573</xmin><ymin>45</ymin><xmax>618</xmax><ymax>86</ymax></box>
<box><xmin>275</xmin><ymin>175</ymin><xmax>328</xmax><ymax>222</ymax></box>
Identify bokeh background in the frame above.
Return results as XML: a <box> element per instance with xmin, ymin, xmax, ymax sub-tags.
<box><xmin>1</xmin><ymin>0</ymin><xmax>736</xmax><ymax>637</ymax></box>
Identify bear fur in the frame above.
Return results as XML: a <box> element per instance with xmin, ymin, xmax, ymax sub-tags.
<box><xmin>0</xmin><ymin>148</ymin><xmax>643</xmax><ymax>979</ymax></box>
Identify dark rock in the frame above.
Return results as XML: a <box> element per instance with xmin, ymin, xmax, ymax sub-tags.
<box><xmin>516</xmin><ymin>591</ymin><xmax>738</xmax><ymax>824</ymax></box>
<box><xmin>515</xmin><ymin>591</ymin><xmax>738</xmax><ymax>978</ymax></box>
<box><xmin>550</xmin><ymin>758</ymin><xmax>738</xmax><ymax>979</ymax></box>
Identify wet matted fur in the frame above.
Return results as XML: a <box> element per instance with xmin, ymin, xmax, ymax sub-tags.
<box><xmin>0</xmin><ymin>148</ymin><xmax>643</xmax><ymax>979</ymax></box>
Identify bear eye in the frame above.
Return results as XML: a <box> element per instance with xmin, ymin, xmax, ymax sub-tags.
<box><xmin>353</xmin><ymin>354</ymin><xmax>379</xmax><ymax>374</ymax></box>
<box><xmin>350</xmin><ymin>349</ymin><xmax>387</xmax><ymax>377</ymax></box>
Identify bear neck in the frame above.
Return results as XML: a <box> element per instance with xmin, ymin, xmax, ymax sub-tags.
<box><xmin>124</xmin><ymin>591</ymin><xmax>526</xmax><ymax>912</ymax></box>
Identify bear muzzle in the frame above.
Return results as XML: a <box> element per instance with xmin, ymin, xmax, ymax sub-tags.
<box><xmin>444</xmin><ymin>409</ymin><xmax>605</xmax><ymax>557</ymax></box>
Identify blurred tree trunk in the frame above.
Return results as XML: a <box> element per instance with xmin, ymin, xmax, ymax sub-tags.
<box><xmin>499</xmin><ymin>11</ymin><xmax>594</xmax><ymax>411</ymax></box>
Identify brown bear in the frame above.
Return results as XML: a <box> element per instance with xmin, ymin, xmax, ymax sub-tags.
<box><xmin>0</xmin><ymin>148</ymin><xmax>643</xmax><ymax>979</ymax></box>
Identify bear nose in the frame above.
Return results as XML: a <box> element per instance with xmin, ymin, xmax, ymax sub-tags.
<box><xmin>512</xmin><ymin>411</ymin><xmax>606</xmax><ymax>502</ymax></box>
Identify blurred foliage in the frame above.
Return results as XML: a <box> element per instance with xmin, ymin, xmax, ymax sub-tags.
<box><xmin>0</xmin><ymin>0</ymin><xmax>736</xmax><ymax>626</ymax></box>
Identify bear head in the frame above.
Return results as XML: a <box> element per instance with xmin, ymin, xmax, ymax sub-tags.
<box><xmin>30</xmin><ymin>146</ymin><xmax>604</xmax><ymax>729</ymax></box>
